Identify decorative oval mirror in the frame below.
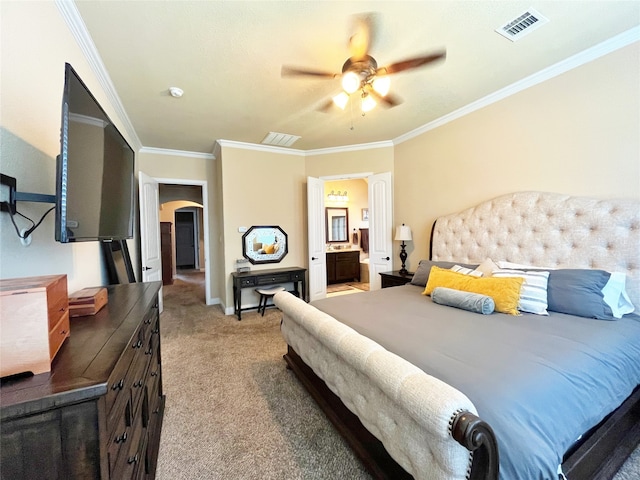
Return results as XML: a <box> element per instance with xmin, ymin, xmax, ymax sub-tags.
<box><xmin>242</xmin><ymin>225</ymin><xmax>288</xmax><ymax>264</ymax></box>
<box><xmin>326</xmin><ymin>207</ymin><xmax>349</xmax><ymax>243</ymax></box>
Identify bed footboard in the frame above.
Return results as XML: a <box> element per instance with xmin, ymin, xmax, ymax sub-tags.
<box><xmin>275</xmin><ymin>291</ymin><xmax>499</xmax><ymax>480</ymax></box>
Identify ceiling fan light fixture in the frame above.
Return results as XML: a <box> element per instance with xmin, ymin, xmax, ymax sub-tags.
<box><xmin>361</xmin><ymin>93</ymin><xmax>376</xmax><ymax>112</ymax></box>
<box><xmin>333</xmin><ymin>92</ymin><xmax>349</xmax><ymax>110</ymax></box>
<box><xmin>372</xmin><ymin>76</ymin><xmax>390</xmax><ymax>96</ymax></box>
<box><xmin>341</xmin><ymin>71</ymin><xmax>361</xmax><ymax>94</ymax></box>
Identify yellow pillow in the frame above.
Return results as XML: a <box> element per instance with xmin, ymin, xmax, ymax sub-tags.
<box><xmin>423</xmin><ymin>266</ymin><xmax>523</xmax><ymax>315</ymax></box>
<box><xmin>263</xmin><ymin>244</ymin><xmax>275</xmax><ymax>254</ymax></box>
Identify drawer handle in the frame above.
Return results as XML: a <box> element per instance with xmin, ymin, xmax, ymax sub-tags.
<box><xmin>134</xmin><ymin>380</ymin><xmax>143</xmax><ymax>388</ymax></box>
<box><xmin>144</xmin><ymin>318</ymin><xmax>152</xmax><ymax>325</ymax></box>
<box><xmin>145</xmin><ymin>347</ymin><xmax>153</xmax><ymax>355</ymax></box>
<box><xmin>153</xmin><ymin>407</ymin><xmax>160</xmax><ymax>414</ymax></box>
<box><xmin>111</xmin><ymin>379</ymin><xmax>125</xmax><ymax>391</ymax></box>
<box><xmin>132</xmin><ymin>340</ymin><xmax>143</xmax><ymax>349</ymax></box>
<box><xmin>59</xmin><ymin>329</ymin><xmax>68</xmax><ymax>335</ymax></box>
<box><xmin>152</xmin><ymin>329</ymin><xmax>159</xmax><ymax>335</ymax></box>
<box><xmin>115</xmin><ymin>431</ymin><xmax>128</xmax><ymax>444</ymax></box>
<box><xmin>150</xmin><ymin>370</ymin><xmax>158</xmax><ymax>377</ymax></box>
<box><xmin>127</xmin><ymin>453</ymin><xmax>139</xmax><ymax>465</ymax></box>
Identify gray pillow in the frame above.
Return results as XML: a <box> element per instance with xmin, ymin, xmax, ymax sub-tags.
<box><xmin>410</xmin><ymin>260</ymin><xmax>479</xmax><ymax>287</ymax></box>
<box><xmin>546</xmin><ymin>269</ymin><xmax>615</xmax><ymax>319</ymax></box>
<box><xmin>432</xmin><ymin>287</ymin><xmax>495</xmax><ymax>315</ymax></box>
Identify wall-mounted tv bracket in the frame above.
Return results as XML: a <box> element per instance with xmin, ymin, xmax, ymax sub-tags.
<box><xmin>1</xmin><ymin>173</ymin><xmax>56</xmax><ymax>244</ymax></box>
<box><xmin>1</xmin><ymin>173</ymin><xmax>56</xmax><ymax>214</ymax></box>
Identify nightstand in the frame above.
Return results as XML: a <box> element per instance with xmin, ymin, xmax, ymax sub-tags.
<box><xmin>380</xmin><ymin>270</ymin><xmax>414</xmax><ymax>288</ymax></box>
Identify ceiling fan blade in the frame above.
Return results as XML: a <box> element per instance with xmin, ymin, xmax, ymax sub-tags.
<box><xmin>367</xmin><ymin>87</ymin><xmax>402</xmax><ymax>109</ymax></box>
<box><xmin>281</xmin><ymin>66</ymin><xmax>338</xmax><ymax>78</ymax></box>
<box><xmin>349</xmin><ymin>13</ymin><xmax>377</xmax><ymax>60</ymax></box>
<box><xmin>317</xmin><ymin>98</ymin><xmax>336</xmax><ymax>113</ymax></box>
<box><xmin>377</xmin><ymin>50</ymin><xmax>446</xmax><ymax>75</ymax></box>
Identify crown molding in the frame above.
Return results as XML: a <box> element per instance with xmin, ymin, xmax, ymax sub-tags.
<box><xmin>394</xmin><ymin>25</ymin><xmax>640</xmax><ymax>146</ymax></box>
<box><xmin>55</xmin><ymin>0</ymin><xmax>142</xmax><ymax>152</ymax></box>
<box><xmin>304</xmin><ymin>140</ymin><xmax>394</xmax><ymax>156</ymax></box>
<box><xmin>139</xmin><ymin>146</ymin><xmax>215</xmax><ymax>160</ymax></box>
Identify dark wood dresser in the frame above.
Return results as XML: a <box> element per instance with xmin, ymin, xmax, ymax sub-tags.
<box><xmin>0</xmin><ymin>282</ymin><xmax>165</xmax><ymax>480</ymax></box>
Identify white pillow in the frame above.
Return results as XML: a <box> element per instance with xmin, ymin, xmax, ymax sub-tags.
<box><xmin>474</xmin><ymin>258</ymin><xmax>499</xmax><ymax>277</ymax></box>
<box><xmin>491</xmin><ymin>268</ymin><xmax>550</xmax><ymax>315</ymax></box>
<box><xmin>450</xmin><ymin>265</ymin><xmax>483</xmax><ymax>277</ymax></box>
<box><xmin>496</xmin><ymin>260</ymin><xmax>556</xmax><ymax>270</ymax></box>
<box><xmin>602</xmin><ymin>272</ymin><xmax>635</xmax><ymax>318</ymax></box>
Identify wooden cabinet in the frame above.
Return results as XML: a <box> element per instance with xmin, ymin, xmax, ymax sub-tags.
<box><xmin>160</xmin><ymin>222</ymin><xmax>173</xmax><ymax>285</ymax></box>
<box><xmin>380</xmin><ymin>270</ymin><xmax>414</xmax><ymax>288</ymax></box>
<box><xmin>326</xmin><ymin>251</ymin><xmax>360</xmax><ymax>284</ymax></box>
<box><xmin>0</xmin><ymin>282</ymin><xmax>165</xmax><ymax>480</ymax></box>
<box><xmin>0</xmin><ymin>274</ymin><xmax>70</xmax><ymax>377</ymax></box>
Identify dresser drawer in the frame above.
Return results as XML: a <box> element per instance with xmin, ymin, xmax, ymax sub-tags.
<box><xmin>291</xmin><ymin>271</ymin><xmax>305</xmax><ymax>282</ymax></box>
<box><xmin>257</xmin><ymin>273</ymin><xmax>290</xmax><ymax>285</ymax></box>
<box><xmin>45</xmin><ymin>275</ymin><xmax>69</xmax><ymax>330</ymax></box>
<box><xmin>107</xmin><ymin>400</ymin><xmax>131</xmax><ymax>476</ymax></box>
<box><xmin>106</xmin><ymin>328</ymin><xmax>143</xmax><ymax>431</ymax></box>
<box><xmin>48</xmin><ymin>311</ymin><xmax>70</xmax><ymax>360</ymax></box>
<box><xmin>238</xmin><ymin>277</ymin><xmax>256</xmax><ymax>287</ymax></box>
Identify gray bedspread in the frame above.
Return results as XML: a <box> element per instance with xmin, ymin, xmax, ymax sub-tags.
<box><xmin>311</xmin><ymin>285</ymin><xmax>640</xmax><ymax>480</ymax></box>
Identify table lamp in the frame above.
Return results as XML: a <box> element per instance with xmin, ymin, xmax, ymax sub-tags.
<box><xmin>394</xmin><ymin>224</ymin><xmax>412</xmax><ymax>275</ymax></box>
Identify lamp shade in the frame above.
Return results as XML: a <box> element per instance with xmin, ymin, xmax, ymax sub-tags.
<box><xmin>394</xmin><ymin>224</ymin><xmax>412</xmax><ymax>241</ymax></box>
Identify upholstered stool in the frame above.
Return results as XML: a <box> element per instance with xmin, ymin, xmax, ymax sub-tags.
<box><xmin>255</xmin><ymin>286</ymin><xmax>285</xmax><ymax>316</ymax></box>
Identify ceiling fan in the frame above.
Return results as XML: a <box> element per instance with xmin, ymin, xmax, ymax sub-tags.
<box><xmin>281</xmin><ymin>13</ymin><xmax>446</xmax><ymax>113</ymax></box>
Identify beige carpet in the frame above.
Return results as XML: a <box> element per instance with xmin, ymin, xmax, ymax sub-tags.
<box><xmin>156</xmin><ymin>272</ymin><xmax>640</xmax><ymax>479</ymax></box>
<box><xmin>156</xmin><ymin>273</ymin><xmax>369</xmax><ymax>479</ymax></box>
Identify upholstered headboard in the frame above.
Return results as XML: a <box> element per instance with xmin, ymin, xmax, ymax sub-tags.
<box><xmin>430</xmin><ymin>191</ymin><xmax>640</xmax><ymax>309</ymax></box>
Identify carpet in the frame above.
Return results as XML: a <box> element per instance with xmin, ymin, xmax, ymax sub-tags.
<box><xmin>156</xmin><ymin>275</ymin><xmax>369</xmax><ymax>479</ymax></box>
<box><xmin>156</xmin><ymin>273</ymin><xmax>640</xmax><ymax>479</ymax></box>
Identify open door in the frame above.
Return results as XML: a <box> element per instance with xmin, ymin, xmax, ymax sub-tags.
<box><xmin>307</xmin><ymin>176</ymin><xmax>327</xmax><ymax>301</ymax></box>
<box><xmin>139</xmin><ymin>171</ymin><xmax>163</xmax><ymax>312</ymax></box>
<box><xmin>368</xmin><ymin>172</ymin><xmax>393</xmax><ymax>290</ymax></box>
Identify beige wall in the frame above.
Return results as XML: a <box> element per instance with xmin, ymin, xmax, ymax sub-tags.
<box><xmin>305</xmin><ymin>146</ymin><xmax>394</xmax><ymax>178</ymax></box>
<box><xmin>0</xmin><ymin>2</ymin><xmax>137</xmax><ymax>292</ymax></box>
<box><xmin>138</xmin><ymin>151</ymin><xmax>209</xmax><ymax>181</ymax></box>
<box><xmin>219</xmin><ymin>146</ymin><xmax>306</xmax><ymax>310</ymax></box>
<box><xmin>394</xmin><ymin>43</ymin><xmax>640</xmax><ymax>271</ymax></box>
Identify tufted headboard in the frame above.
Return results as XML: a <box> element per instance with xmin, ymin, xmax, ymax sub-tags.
<box><xmin>430</xmin><ymin>191</ymin><xmax>640</xmax><ymax>310</ymax></box>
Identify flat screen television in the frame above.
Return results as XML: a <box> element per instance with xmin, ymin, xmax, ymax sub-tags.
<box><xmin>55</xmin><ymin>63</ymin><xmax>135</xmax><ymax>243</ymax></box>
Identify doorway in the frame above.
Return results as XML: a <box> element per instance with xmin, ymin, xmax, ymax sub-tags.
<box><xmin>324</xmin><ymin>178</ymin><xmax>370</xmax><ymax>297</ymax></box>
<box><xmin>307</xmin><ymin>172</ymin><xmax>393</xmax><ymax>302</ymax></box>
<box><xmin>175</xmin><ymin>208</ymin><xmax>199</xmax><ymax>270</ymax></box>
<box><xmin>154</xmin><ymin>179</ymin><xmax>213</xmax><ymax>305</ymax></box>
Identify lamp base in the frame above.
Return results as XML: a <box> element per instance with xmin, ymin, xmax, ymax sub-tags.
<box><xmin>399</xmin><ymin>242</ymin><xmax>408</xmax><ymax>275</ymax></box>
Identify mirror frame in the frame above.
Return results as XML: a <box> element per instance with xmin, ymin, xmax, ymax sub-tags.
<box><xmin>242</xmin><ymin>225</ymin><xmax>288</xmax><ymax>265</ymax></box>
<box><xmin>325</xmin><ymin>207</ymin><xmax>349</xmax><ymax>243</ymax></box>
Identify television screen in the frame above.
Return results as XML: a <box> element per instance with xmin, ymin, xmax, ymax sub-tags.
<box><xmin>55</xmin><ymin>63</ymin><xmax>135</xmax><ymax>243</ymax></box>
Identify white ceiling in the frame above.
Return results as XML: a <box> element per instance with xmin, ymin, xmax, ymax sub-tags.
<box><xmin>73</xmin><ymin>1</ymin><xmax>640</xmax><ymax>154</ymax></box>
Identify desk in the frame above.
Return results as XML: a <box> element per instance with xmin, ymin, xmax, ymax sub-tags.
<box><xmin>232</xmin><ymin>266</ymin><xmax>306</xmax><ymax>320</ymax></box>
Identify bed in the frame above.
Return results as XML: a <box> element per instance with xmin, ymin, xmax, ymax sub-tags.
<box><xmin>274</xmin><ymin>191</ymin><xmax>640</xmax><ymax>480</ymax></box>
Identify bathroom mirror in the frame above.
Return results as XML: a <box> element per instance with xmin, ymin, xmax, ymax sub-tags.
<box><xmin>326</xmin><ymin>207</ymin><xmax>349</xmax><ymax>243</ymax></box>
<box><xmin>242</xmin><ymin>225</ymin><xmax>288</xmax><ymax>264</ymax></box>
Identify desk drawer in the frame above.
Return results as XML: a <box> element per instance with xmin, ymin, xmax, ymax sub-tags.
<box><xmin>291</xmin><ymin>271</ymin><xmax>304</xmax><ymax>282</ymax></box>
<box><xmin>239</xmin><ymin>277</ymin><xmax>256</xmax><ymax>287</ymax></box>
<box><xmin>257</xmin><ymin>274</ymin><xmax>290</xmax><ymax>285</ymax></box>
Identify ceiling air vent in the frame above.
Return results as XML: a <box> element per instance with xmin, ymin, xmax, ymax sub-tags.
<box><xmin>495</xmin><ymin>8</ymin><xmax>549</xmax><ymax>42</ymax></box>
<box><xmin>261</xmin><ymin>132</ymin><xmax>301</xmax><ymax>147</ymax></box>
